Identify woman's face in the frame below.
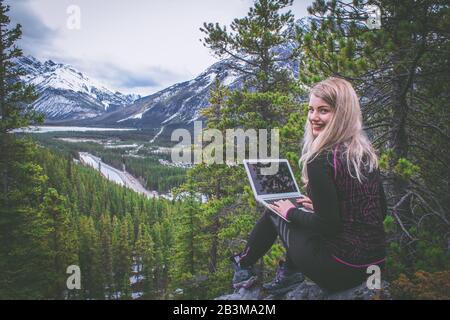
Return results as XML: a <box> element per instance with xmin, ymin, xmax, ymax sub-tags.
<box><xmin>308</xmin><ymin>94</ymin><xmax>334</xmax><ymax>138</ymax></box>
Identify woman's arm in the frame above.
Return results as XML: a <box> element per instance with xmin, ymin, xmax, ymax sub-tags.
<box><xmin>287</xmin><ymin>153</ymin><xmax>342</xmax><ymax>236</ymax></box>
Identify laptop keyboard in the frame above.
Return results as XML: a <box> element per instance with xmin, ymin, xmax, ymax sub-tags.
<box><xmin>264</xmin><ymin>197</ymin><xmax>312</xmax><ymax>212</ymax></box>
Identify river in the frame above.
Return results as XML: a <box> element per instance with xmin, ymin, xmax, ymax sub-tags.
<box><xmin>13</xmin><ymin>126</ymin><xmax>137</xmax><ymax>133</ymax></box>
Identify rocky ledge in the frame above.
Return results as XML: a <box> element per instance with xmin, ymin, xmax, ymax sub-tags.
<box><xmin>216</xmin><ymin>279</ymin><xmax>391</xmax><ymax>300</ymax></box>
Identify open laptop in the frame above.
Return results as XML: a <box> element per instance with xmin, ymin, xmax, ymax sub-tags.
<box><xmin>243</xmin><ymin>159</ymin><xmax>313</xmax><ymax>222</ymax></box>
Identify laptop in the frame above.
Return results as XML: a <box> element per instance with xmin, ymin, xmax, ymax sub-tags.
<box><xmin>243</xmin><ymin>159</ymin><xmax>313</xmax><ymax>222</ymax></box>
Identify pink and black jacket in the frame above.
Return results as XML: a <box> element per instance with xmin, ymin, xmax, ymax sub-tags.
<box><xmin>287</xmin><ymin>143</ymin><xmax>387</xmax><ymax>267</ymax></box>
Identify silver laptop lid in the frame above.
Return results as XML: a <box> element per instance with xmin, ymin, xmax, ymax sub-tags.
<box><xmin>243</xmin><ymin>159</ymin><xmax>301</xmax><ymax>200</ymax></box>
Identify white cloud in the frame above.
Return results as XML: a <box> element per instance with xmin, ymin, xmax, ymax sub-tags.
<box><xmin>6</xmin><ymin>0</ymin><xmax>311</xmax><ymax>96</ymax></box>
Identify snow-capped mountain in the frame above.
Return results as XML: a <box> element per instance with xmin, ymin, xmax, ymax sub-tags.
<box><xmin>17</xmin><ymin>56</ymin><xmax>140</xmax><ymax>121</ymax></box>
<box><xmin>22</xmin><ymin>17</ymin><xmax>317</xmax><ymax>131</ymax></box>
<box><xmin>88</xmin><ymin>17</ymin><xmax>317</xmax><ymax>130</ymax></box>
<box><xmin>83</xmin><ymin>58</ymin><xmax>241</xmax><ymax>128</ymax></box>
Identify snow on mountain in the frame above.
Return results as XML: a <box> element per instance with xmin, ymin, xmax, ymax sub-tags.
<box><xmin>36</xmin><ymin>17</ymin><xmax>318</xmax><ymax>132</ymax></box>
<box><xmin>17</xmin><ymin>56</ymin><xmax>140</xmax><ymax>121</ymax></box>
<box><xmin>87</xmin><ymin>57</ymin><xmax>242</xmax><ymax>128</ymax></box>
<box><xmin>94</xmin><ymin>17</ymin><xmax>319</xmax><ymax>130</ymax></box>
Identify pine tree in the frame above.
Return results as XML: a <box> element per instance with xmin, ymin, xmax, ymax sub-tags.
<box><xmin>78</xmin><ymin>215</ymin><xmax>104</xmax><ymax>299</ymax></box>
<box><xmin>112</xmin><ymin>216</ymin><xmax>132</xmax><ymax>297</ymax></box>
<box><xmin>149</xmin><ymin>221</ymin><xmax>167</xmax><ymax>298</ymax></box>
<box><xmin>99</xmin><ymin>212</ymin><xmax>114</xmax><ymax>299</ymax></box>
<box><xmin>134</xmin><ymin>223</ymin><xmax>155</xmax><ymax>298</ymax></box>
<box><xmin>201</xmin><ymin>0</ymin><xmax>303</xmax><ymax>130</ymax></box>
<box><xmin>201</xmin><ymin>0</ymin><xmax>302</xmax><ymax>93</ymax></box>
<box><xmin>39</xmin><ymin>188</ymin><xmax>79</xmax><ymax>299</ymax></box>
<box><xmin>175</xmin><ymin>0</ymin><xmax>305</xmax><ymax>296</ymax></box>
<box><xmin>0</xmin><ymin>2</ymin><xmax>47</xmax><ymax>295</ymax></box>
<box><xmin>0</xmin><ymin>0</ymin><xmax>43</xmax><ymax>133</ymax></box>
<box><xmin>168</xmin><ymin>191</ymin><xmax>208</xmax><ymax>298</ymax></box>
<box><xmin>120</xmin><ymin>274</ymin><xmax>131</xmax><ymax>300</ymax></box>
<box><xmin>299</xmin><ymin>0</ymin><xmax>449</xmax><ymax>275</ymax></box>
<box><xmin>0</xmin><ymin>138</ymin><xmax>50</xmax><ymax>299</ymax></box>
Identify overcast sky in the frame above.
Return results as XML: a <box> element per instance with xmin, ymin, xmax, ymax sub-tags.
<box><xmin>7</xmin><ymin>0</ymin><xmax>312</xmax><ymax>96</ymax></box>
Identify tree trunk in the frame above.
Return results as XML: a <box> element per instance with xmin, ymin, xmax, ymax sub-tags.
<box><xmin>0</xmin><ymin>21</ymin><xmax>4</xmax><ymax>122</ymax></box>
<box><xmin>387</xmin><ymin>9</ymin><xmax>412</xmax><ymax>221</ymax></box>
<box><xmin>209</xmin><ymin>221</ymin><xmax>219</xmax><ymax>273</ymax></box>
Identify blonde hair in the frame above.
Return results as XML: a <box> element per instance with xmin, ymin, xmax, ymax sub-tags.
<box><xmin>300</xmin><ymin>77</ymin><xmax>378</xmax><ymax>185</ymax></box>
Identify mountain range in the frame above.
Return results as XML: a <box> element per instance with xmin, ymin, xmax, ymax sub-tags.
<box><xmin>17</xmin><ymin>56</ymin><xmax>140</xmax><ymax>121</ymax></box>
<box><xmin>19</xmin><ymin>18</ymin><xmax>316</xmax><ymax>131</ymax></box>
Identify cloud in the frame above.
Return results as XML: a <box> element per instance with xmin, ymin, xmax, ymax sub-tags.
<box><xmin>6</xmin><ymin>0</ymin><xmax>58</xmax><ymax>56</ymax></box>
<box><xmin>58</xmin><ymin>57</ymin><xmax>189</xmax><ymax>95</ymax></box>
<box><xmin>98</xmin><ymin>63</ymin><xmax>162</xmax><ymax>88</ymax></box>
<box><xmin>96</xmin><ymin>63</ymin><xmax>190</xmax><ymax>93</ymax></box>
<box><xmin>4</xmin><ymin>0</ymin><xmax>313</xmax><ymax>97</ymax></box>
<box><xmin>94</xmin><ymin>63</ymin><xmax>191</xmax><ymax>95</ymax></box>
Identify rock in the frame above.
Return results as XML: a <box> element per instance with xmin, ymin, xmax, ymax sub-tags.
<box><xmin>285</xmin><ymin>279</ymin><xmax>327</xmax><ymax>300</ymax></box>
<box><xmin>215</xmin><ymin>279</ymin><xmax>391</xmax><ymax>300</ymax></box>
<box><xmin>326</xmin><ymin>281</ymin><xmax>391</xmax><ymax>300</ymax></box>
<box><xmin>215</xmin><ymin>286</ymin><xmax>263</xmax><ymax>300</ymax></box>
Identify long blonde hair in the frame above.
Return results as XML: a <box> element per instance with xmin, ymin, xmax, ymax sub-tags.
<box><xmin>300</xmin><ymin>77</ymin><xmax>378</xmax><ymax>185</ymax></box>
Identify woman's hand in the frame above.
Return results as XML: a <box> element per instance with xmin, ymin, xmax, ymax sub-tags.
<box><xmin>268</xmin><ymin>199</ymin><xmax>296</xmax><ymax>219</ymax></box>
<box><xmin>296</xmin><ymin>196</ymin><xmax>314</xmax><ymax>211</ymax></box>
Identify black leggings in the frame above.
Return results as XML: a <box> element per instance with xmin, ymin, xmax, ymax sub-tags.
<box><xmin>239</xmin><ymin>209</ymin><xmax>382</xmax><ymax>293</ymax></box>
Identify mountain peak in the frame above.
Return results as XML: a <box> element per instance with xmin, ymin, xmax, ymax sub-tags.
<box><xmin>44</xmin><ymin>59</ymin><xmax>57</xmax><ymax>67</ymax></box>
<box><xmin>16</xmin><ymin>55</ymin><xmax>140</xmax><ymax>121</ymax></box>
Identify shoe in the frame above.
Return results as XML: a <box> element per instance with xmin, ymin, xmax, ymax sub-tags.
<box><xmin>230</xmin><ymin>254</ymin><xmax>258</xmax><ymax>289</ymax></box>
<box><xmin>262</xmin><ymin>259</ymin><xmax>305</xmax><ymax>295</ymax></box>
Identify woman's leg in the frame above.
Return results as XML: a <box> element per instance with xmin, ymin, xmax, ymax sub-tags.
<box><xmin>239</xmin><ymin>207</ymin><xmax>305</xmax><ymax>267</ymax></box>
<box><xmin>269</xmin><ymin>214</ymin><xmax>369</xmax><ymax>292</ymax></box>
<box><xmin>237</xmin><ymin>209</ymin><xmax>368</xmax><ymax>292</ymax></box>
<box><xmin>287</xmin><ymin>226</ymin><xmax>368</xmax><ymax>292</ymax></box>
<box><xmin>238</xmin><ymin>208</ymin><xmax>278</xmax><ymax>268</ymax></box>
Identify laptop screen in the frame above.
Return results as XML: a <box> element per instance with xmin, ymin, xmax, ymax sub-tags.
<box><xmin>246</xmin><ymin>161</ymin><xmax>298</xmax><ymax>195</ymax></box>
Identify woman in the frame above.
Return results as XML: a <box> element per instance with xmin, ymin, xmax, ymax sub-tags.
<box><xmin>231</xmin><ymin>77</ymin><xmax>387</xmax><ymax>295</ymax></box>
